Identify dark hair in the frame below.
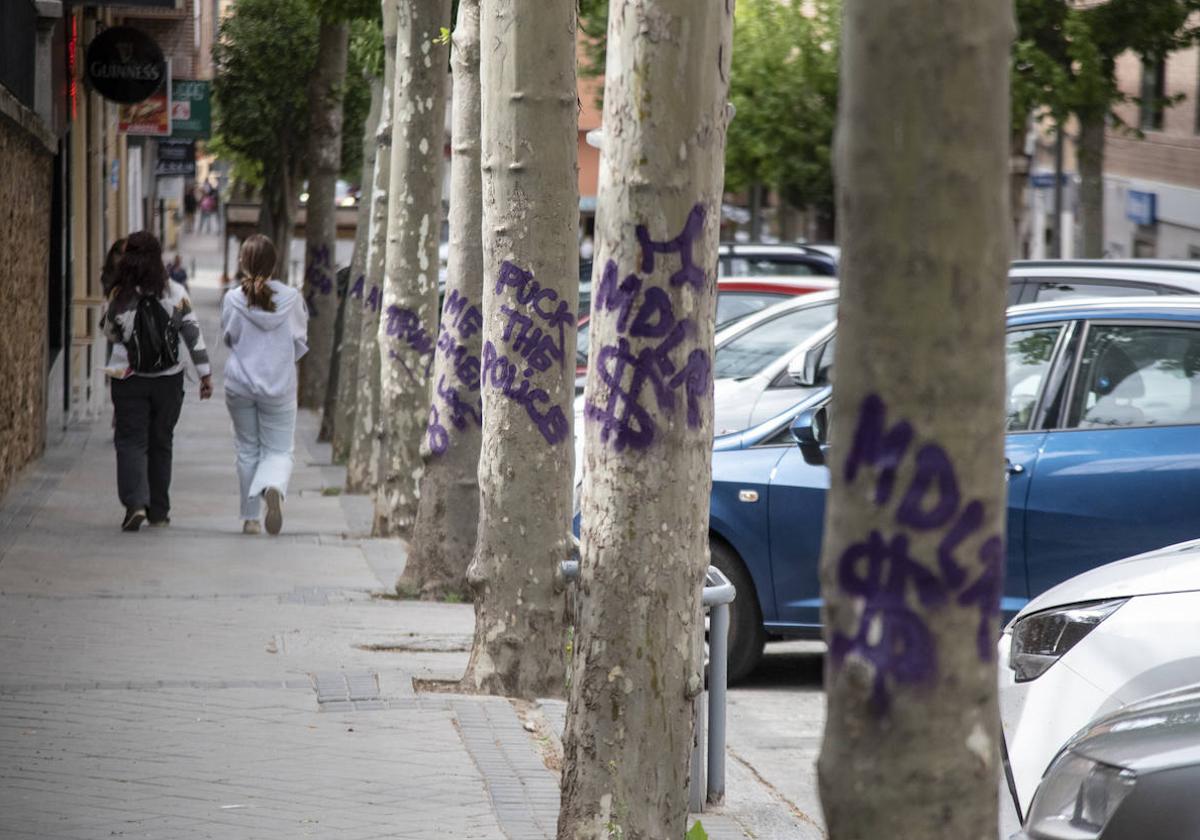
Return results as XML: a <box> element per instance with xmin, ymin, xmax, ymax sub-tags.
<box><xmin>114</xmin><ymin>231</ymin><xmax>168</xmax><ymax>304</ymax></box>
<box><xmin>101</xmin><ymin>238</ymin><xmax>126</xmax><ymax>297</ymax></box>
<box><xmin>239</xmin><ymin>234</ymin><xmax>277</xmax><ymax>312</ymax></box>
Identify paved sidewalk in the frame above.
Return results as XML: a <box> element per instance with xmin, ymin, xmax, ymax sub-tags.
<box><xmin>0</xmin><ymin>272</ymin><xmax>817</xmax><ymax>839</ymax></box>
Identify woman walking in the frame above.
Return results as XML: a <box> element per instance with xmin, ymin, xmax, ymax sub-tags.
<box><xmin>221</xmin><ymin>234</ymin><xmax>308</xmax><ymax>535</ymax></box>
<box><xmin>102</xmin><ymin>231</ymin><xmax>213</xmax><ymax>531</ymax></box>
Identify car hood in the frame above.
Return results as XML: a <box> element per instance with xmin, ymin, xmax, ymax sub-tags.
<box><xmin>1017</xmin><ymin>538</ymin><xmax>1200</xmax><ymax>619</ymax></box>
<box><xmin>1068</xmin><ymin>684</ymin><xmax>1200</xmax><ymax>774</ymax></box>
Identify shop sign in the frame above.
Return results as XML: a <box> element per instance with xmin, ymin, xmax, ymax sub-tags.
<box><xmin>156</xmin><ymin>139</ymin><xmax>196</xmax><ymax>178</ymax></box>
<box><xmin>119</xmin><ymin>61</ymin><xmax>171</xmax><ymax>136</ymax></box>
<box><xmin>1127</xmin><ymin>190</ymin><xmax>1157</xmax><ymax>227</ymax></box>
<box><xmin>85</xmin><ymin>26</ymin><xmax>166</xmax><ymax>104</ymax></box>
<box><xmin>170</xmin><ymin>79</ymin><xmax>211</xmax><ymax>139</ymax></box>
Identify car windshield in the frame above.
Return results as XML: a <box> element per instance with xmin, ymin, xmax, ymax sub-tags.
<box><xmin>578</xmin><ymin>291</ymin><xmax>798</xmax><ymax>367</ymax></box>
<box><xmin>712</xmin><ymin>302</ymin><xmax>838</xmax><ymax>380</ymax></box>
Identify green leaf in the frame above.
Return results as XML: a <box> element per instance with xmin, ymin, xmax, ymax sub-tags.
<box><xmin>685</xmin><ymin>821</ymin><xmax>709</xmax><ymax>840</ymax></box>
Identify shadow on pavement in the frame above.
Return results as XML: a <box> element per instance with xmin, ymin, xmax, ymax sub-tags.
<box><xmin>737</xmin><ymin>641</ymin><xmax>825</xmax><ymax>691</ymax></box>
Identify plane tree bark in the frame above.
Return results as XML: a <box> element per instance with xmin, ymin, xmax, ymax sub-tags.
<box><xmin>404</xmin><ymin>0</ymin><xmax>484</xmax><ymax>599</ymax></box>
<box><xmin>298</xmin><ymin>21</ymin><xmax>350</xmax><ymax>411</ymax></box>
<box><xmin>373</xmin><ymin>0</ymin><xmax>451</xmax><ymax>537</ymax></box>
<box><xmin>459</xmin><ymin>0</ymin><xmax>578</xmax><ymax>697</ymax></box>
<box><xmin>555</xmin><ymin>1</ymin><xmax>733</xmax><ymax>837</ymax></box>
<box><xmin>331</xmin><ymin>75</ymin><xmax>383</xmax><ymax>462</ymax></box>
<box><xmin>346</xmin><ymin>0</ymin><xmax>398</xmax><ymax>495</ymax></box>
<box><xmin>817</xmin><ymin>2</ymin><xmax>1013</xmax><ymax>838</ymax></box>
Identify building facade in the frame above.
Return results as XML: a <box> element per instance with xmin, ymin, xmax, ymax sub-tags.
<box><xmin>0</xmin><ymin>0</ymin><xmax>213</xmax><ymax>502</ymax></box>
<box><xmin>1104</xmin><ymin>42</ymin><xmax>1200</xmax><ymax>260</ymax></box>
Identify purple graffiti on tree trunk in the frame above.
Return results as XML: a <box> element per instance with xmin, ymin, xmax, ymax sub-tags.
<box><xmin>831</xmin><ymin>393</ymin><xmax>1006</xmax><ymax>715</ymax></box>
<box><xmin>424</xmin><ymin>288</ymin><xmax>484</xmax><ymax>456</ymax></box>
<box><xmin>584</xmin><ymin>204</ymin><xmax>714</xmax><ymax>452</ymax></box>
<box><xmin>364</xmin><ymin>284</ymin><xmax>381</xmax><ymax>313</ymax></box>
<box><xmin>479</xmin><ymin>261</ymin><xmax>575</xmax><ymax>446</ymax></box>
<box><xmin>304</xmin><ymin>243</ymin><xmax>334</xmax><ymax>317</ymax></box>
<box><xmin>349</xmin><ymin>274</ymin><xmax>365</xmax><ymax>299</ymax></box>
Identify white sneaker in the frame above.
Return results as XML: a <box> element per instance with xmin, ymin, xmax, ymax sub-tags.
<box><xmin>242</xmin><ymin>520</ymin><xmax>261</xmax><ymax>535</ymax></box>
<box><xmin>263</xmin><ymin>488</ymin><xmax>283</xmax><ymax>536</ymax></box>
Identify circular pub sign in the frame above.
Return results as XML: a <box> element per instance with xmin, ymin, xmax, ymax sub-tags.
<box><xmin>84</xmin><ymin>26</ymin><xmax>167</xmax><ymax>104</ymax></box>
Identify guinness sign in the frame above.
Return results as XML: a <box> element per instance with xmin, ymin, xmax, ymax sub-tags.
<box><xmin>84</xmin><ymin>26</ymin><xmax>166</xmax><ymax>104</ymax></box>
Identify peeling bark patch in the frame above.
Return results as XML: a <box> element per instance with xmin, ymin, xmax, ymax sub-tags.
<box><xmin>584</xmin><ymin>204</ymin><xmax>714</xmax><ymax>451</ymax></box>
<box><xmin>830</xmin><ymin>394</ymin><xmax>1005</xmax><ymax>715</ymax></box>
<box><xmin>478</xmin><ymin>260</ymin><xmax>576</xmax><ymax>446</ymax></box>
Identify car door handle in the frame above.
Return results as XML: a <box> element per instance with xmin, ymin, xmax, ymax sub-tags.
<box><xmin>1006</xmin><ymin>459</ymin><xmax>1025</xmax><ymax>476</ymax></box>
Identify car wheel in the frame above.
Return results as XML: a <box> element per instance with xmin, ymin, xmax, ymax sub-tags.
<box><xmin>710</xmin><ymin>539</ymin><xmax>766</xmax><ymax>684</ymax></box>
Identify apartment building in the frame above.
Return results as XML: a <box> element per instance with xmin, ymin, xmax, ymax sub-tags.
<box><xmin>1104</xmin><ymin>41</ymin><xmax>1200</xmax><ymax>259</ymax></box>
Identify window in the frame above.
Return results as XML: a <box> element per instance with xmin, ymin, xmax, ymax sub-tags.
<box><xmin>715</xmin><ymin>292</ymin><xmax>789</xmax><ymax>331</ymax></box>
<box><xmin>1034</xmin><ymin>280</ymin><xmax>1156</xmax><ymax>302</ymax></box>
<box><xmin>1006</xmin><ymin>327</ymin><xmax>1063</xmax><ymax>431</ymax></box>
<box><xmin>713</xmin><ymin>303</ymin><xmax>837</xmax><ymax>381</ymax></box>
<box><xmin>1140</xmin><ymin>55</ymin><xmax>1166</xmax><ymax>132</ymax></box>
<box><xmin>1068</xmin><ymin>325</ymin><xmax>1200</xmax><ymax>429</ymax></box>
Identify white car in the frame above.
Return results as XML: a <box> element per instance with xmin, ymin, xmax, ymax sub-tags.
<box><xmin>998</xmin><ymin>537</ymin><xmax>1200</xmax><ymax>829</ymax></box>
<box><xmin>709</xmin><ymin>291</ymin><xmax>838</xmax><ymax>434</ymax></box>
<box><xmin>572</xmin><ymin>291</ymin><xmax>839</xmax><ymax>486</ymax></box>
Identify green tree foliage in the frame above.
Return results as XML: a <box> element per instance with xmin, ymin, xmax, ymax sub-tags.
<box><xmin>578</xmin><ymin>0</ymin><xmax>839</xmax><ymax>220</ymax></box>
<box><xmin>1013</xmin><ymin>0</ymin><xmax>1200</xmax><ymax>125</ymax></box>
<box><xmin>212</xmin><ymin>0</ymin><xmax>381</xmax><ymax>193</ymax></box>
<box><xmin>725</xmin><ymin>0</ymin><xmax>839</xmax><ymax>214</ymax></box>
<box><xmin>212</xmin><ymin>0</ymin><xmax>318</xmax><ymax>190</ymax></box>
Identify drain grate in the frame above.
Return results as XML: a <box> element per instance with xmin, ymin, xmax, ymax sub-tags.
<box><xmin>310</xmin><ymin>671</ymin><xmax>387</xmax><ymax>711</ymax></box>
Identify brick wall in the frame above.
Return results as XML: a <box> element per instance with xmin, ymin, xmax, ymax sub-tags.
<box><xmin>0</xmin><ymin>107</ymin><xmax>52</xmax><ymax>501</ymax></box>
<box><xmin>117</xmin><ymin>0</ymin><xmax>197</xmax><ymax>80</ymax></box>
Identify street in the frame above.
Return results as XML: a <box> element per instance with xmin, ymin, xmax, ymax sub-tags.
<box><xmin>0</xmin><ymin>255</ymin><xmax>825</xmax><ymax>840</ymax></box>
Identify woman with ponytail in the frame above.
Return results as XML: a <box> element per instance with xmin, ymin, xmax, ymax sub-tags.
<box><xmin>220</xmin><ymin>234</ymin><xmax>308</xmax><ymax>535</ymax></box>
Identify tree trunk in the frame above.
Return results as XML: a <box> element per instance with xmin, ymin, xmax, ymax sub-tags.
<box><xmin>258</xmin><ymin>159</ymin><xmax>296</xmax><ymax>281</ymax></box>
<box><xmin>1078</xmin><ymin>108</ymin><xmax>1105</xmax><ymax>258</ymax></box>
<box><xmin>817</xmin><ymin>2</ymin><xmax>1012</xmax><ymax>839</ymax></box>
<box><xmin>372</xmin><ymin>0</ymin><xmax>451</xmax><ymax>537</ymax></box>
<box><xmin>346</xmin><ymin>0</ymin><xmax>398</xmax><ymax>495</ymax></box>
<box><xmin>749</xmin><ymin>181</ymin><xmax>763</xmax><ymax>240</ymax></box>
<box><xmin>320</xmin><ymin>265</ymin><xmax>350</xmax><ymax>442</ymax></box>
<box><xmin>298</xmin><ymin>21</ymin><xmax>351</xmax><ymax>411</ymax></box>
<box><xmin>404</xmin><ymin>0</ymin><xmax>484</xmax><ymax>599</ymax></box>
<box><xmin>556</xmin><ymin>1</ymin><xmax>733</xmax><ymax>837</ymax></box>
<box><xmin>459</xmin><ymin>0</ymin><xmax>578</xmax><ymax>698</ymax></box>
<box><xmin>332</xmin><ymin>76</ymin><xmax>384</xmax><ymax>463</ymax></box>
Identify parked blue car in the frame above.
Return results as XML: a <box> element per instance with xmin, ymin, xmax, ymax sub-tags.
<box><xmin>710</xmin><ymin>297</ymin><xmax>1200</xmax><ymax>680</ymax></box>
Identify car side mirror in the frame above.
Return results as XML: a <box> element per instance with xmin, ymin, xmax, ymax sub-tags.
<box><xmin>786</xmin><ymin>345</ymin><xmax>823</xmax><ymax>387</ymax></box>
<box><xmin>791</xmin><ymin>405</ymin><xmax>829</xmax><ymax>464</ymax></box>
<box><xmin>786</xmin><ymin>323</ymin><xmax>837</xmax><ymax>387</ymax></box>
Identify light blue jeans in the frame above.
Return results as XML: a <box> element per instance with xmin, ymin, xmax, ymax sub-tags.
<box><xmin>226</xmin><ymin>393</ymin><xmax>297</xmax><ymax>520</ymax></box>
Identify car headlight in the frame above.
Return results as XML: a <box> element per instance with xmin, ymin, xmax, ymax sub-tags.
<box><xmin>1010</xmin><ymin>599</ymin><xmax>1126</xmax><ymax>682</ymax></box>
<box><xmin>1024</xmin><ymin>751</ymin><xmax>1136</xmax><ymax>839</ymax></box>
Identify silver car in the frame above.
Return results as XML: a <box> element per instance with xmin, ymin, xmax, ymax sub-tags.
<box><xmin>1017</xmin><ymin>685</ymin><xmax>1200</xmax><ymax>840</ymax></box>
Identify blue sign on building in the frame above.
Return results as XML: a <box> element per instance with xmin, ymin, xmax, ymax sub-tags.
<box><xmin>1127</xmin><ymin>190</ymin><xmax>1157</xmax><ymax>226</ymax></box>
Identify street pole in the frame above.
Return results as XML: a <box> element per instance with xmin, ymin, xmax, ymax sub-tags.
<box><xmin>1051</xmin><ymin>120</ymin><xmax>1064</xmax><ymax>259</ymax></box>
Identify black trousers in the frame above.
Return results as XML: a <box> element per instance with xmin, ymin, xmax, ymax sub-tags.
<box><xmin>111</xmin><ymin>373</ymin><xmax>184</xmax><ymax>521</ymax></box>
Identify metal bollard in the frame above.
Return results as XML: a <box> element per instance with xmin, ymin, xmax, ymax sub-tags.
<box><xmin>560</xmin><ymin>555</ymin><xmax>736</xmax><ymax>812</ymax></box>
<box><xmin>702</xmin><ymin>567</ymin><xmax>736</xmax><ymax>807</ymax></box>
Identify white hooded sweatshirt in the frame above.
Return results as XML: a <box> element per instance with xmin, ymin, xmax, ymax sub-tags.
<box><xmin>221</xmin><ymin>280</ymin><xmax>309</xmax><ymax>401</ymax></box>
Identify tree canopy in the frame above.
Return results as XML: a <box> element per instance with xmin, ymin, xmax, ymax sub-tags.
<box><xmin>579</xmin><ymin>0</ymin><xmax>840</xmax><ymax>219</ymax></box>
<box><xmin>1013</xmin><ymin>0</ymin><xmax>1200</xmax><ymax>125</ymax></box>
<box><xmin>211</xmin><ymin>0</ymin><xmax>381</xmax><ymax>190</ymax></box>
<box><xmin>725</xmin><ymin>0</ymin><xmax>839</xmax><ymax>214</ymax></box>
